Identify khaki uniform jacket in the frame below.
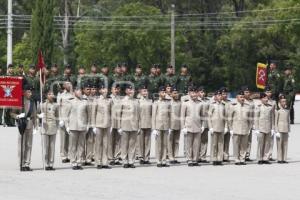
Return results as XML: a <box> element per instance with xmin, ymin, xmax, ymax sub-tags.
<box><xmin>229</xmin><ymin>102</ymin><xmax>252</xmax><ymax>135</ymax></box>
<box><xmin>152</xmin><ymin>99</ymin><xmax>171</xmax><ymax>130</ymax></box>
<box><xmin>208</xmin><ymin>101</ymin><xmax>226</xmax><ymax>133</ymax></box>
<box><xmin>275</xmin><ymin>107</ymin><xmax>290</xmax><ymax>133</ymax></box>
<box><xmin>254</xmin><ymin>103</ymin><xmax>275</xmax><ymax>133</ymax></box>
<box><xmin>91</xmin><ymin>95</ymin><xmax>112</xmax><ymax>128</ymax></box>
<box><xmin>120</xmin><ymin>96</ymin><xmax>140</xmax><ymax>131</ymax></box>
<box><xmin>41</xmin><ymin>101</ymin><xmax>59</xmax><ymax>135</ymax></box>
<box><xmin>57</xmin><ymin>91</ymin><xmax>73</xmax><ymax>127</ymax></box>
<box><xmin>181</xmin><ymin>98</ymin><xmax>203</xmax><ymax>133</ymax></box>
<box><xmin>138</xmin><ymin>97</ymin><xmax>152</xmax><ymax>129</ymax></box>
<box><xmin>170</xmin><ymin>100</ymin><xmax>181</xmax><ymax>130</ymax></box>
<box><xmin>67</xmin><ymin>97</ymin><xmax>89</xmax><ymax>131</ymax></box>
<box><xmin>87</xmin><ymin>95</ymin><xmax>96</xmax><ymax>127</ymax></box>
<box><xmin>111</xmin><ymin>94</ymin><xmax>122</xmax><ymax>129</ymax></box>
<box><xmin>245</xmin><ymin>99</ymin><xmax>255</xmax><ymax>129</ymax></box>
<box><xmin>222</xmin><ymin>99</ymin><xmax>231</xmax><ymax>130</ymax></box>
<box><xmin>11</xmin><ymin>98</ymin><xmax>37</xmax><ymax>129</ymax></box>
<box><xmin>199</xmin><ymin>97</ymin><xmax>210</xmax><ymax>128</ymax></box>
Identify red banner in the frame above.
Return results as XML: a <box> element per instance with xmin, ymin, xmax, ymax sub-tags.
<box><xmin>256</xmin><ymin>63</ymin><xmax>267</xmax><ymax>90</ymax></box>
<box><xmin>0</xmin><ymin>76</ymin><xmax>23</xmax><ymax>109</ymax></box>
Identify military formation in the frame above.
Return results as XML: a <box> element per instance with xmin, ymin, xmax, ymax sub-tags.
<box><xmin>0</xmin><ymin>62</ymin><xmax>296</xmax><ymax>171</ymax></box>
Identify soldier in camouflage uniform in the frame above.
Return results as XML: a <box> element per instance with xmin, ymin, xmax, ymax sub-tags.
<box><xmin>177</xmin><ymin>64</ymin><xmax>192</xmax><ymax>95</ymax></box>
<box><xmin>44</xmin><ymin>64</ymin><xmax>61</xmax><ymax>97</ymax></box>
<box><xmin>282</xmin><ymin>65</ymin><xmax>296</xmax><ymax>124</ymax></box>
<box><xmin>111</xmin><ymin>64</ymin><xmax>124</xmax><ymax>90</ymax></box>
<box><xmin>99</xmin><ymin>64</ymin><xmax>112</xmax><ymax>89</ymax></box>
<box><xmin>267</xmin><ymin>62</ymin><xmax>282</xmax><ymax>101</ymax></box>
<box><xmin>61</xmin><ymin>64</ymin><xmax>77</xmax><ymax>88</ymax></box>
<box><xmin>24</xmin><ymin>65</ymin><xmax>40</xmax><ymax>103</ymax></box>
<box><xmin>164</xmin><ymin>65</ymin><xmax>179</xmax><ymax>87</ymax></box>
<box><xmin>148</xmin><ymin>64</ymin><xmax>160</xmax><ymax>99</ymax></box>
<box><xmin>133</xmin><ymin>64</ymin><xmax>148</xmax><ymax>92</ymax></box>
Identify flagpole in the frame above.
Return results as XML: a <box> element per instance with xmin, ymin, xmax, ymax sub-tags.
<box><xmin>39</xmin><ymin>67</ymin><xmax>45</xmax><ymax>170</ymax></box>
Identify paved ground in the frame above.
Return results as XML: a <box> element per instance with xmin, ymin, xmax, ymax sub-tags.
<box><xmin>0</xmin><ymin>102</ymin><xmax>300</xmax><ymax>200</ymax></box>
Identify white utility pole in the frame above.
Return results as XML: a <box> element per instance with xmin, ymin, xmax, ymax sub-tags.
<box><xmin>170</xmin><ymin>4</ymin><xmax>175</xmax><ymax>70</ymax></box>
<box><xmin>7</xmin><ymin>0</ymin><xmax>13</xmax><ymax>68</ymax></box>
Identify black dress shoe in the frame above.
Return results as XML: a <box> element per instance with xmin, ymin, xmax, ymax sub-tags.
<box><xmin>97</xmin><ymin>165</ymin><xmax>103</xmax><ymax>169</ymax></box>
<box><xmin>91</xmin><ymin>158</ymin><xmax>95</xmax><ymax>162</ymax></box>
<box><xmin>235</xmin><ymin>162</ymin><xmax>241</xmax><ymax>165</ymax></box>
<box><xmin>223</xmin><ymin>160</ymin><xmax>230</xmax><ymax>162</ymax></box>
<box><xmin>114</xmin><ymin>161</ymin><xmax>122</xmax><ymax>165</ymax></box>
<box><xmin>245</xmin><ymin>158</ymin><xmax>253</xmax><ymax>162</ymax></box>
<box><xmin>143</xmin><ymin>161</ymin><xmax>151</xmax><ymax>165</ymax></box>
<box><xmin>77</xmin><ymin>166</ymin><xmax>83</xmax><ymax>170</ymax></box>
<box><xmin>109</xmin><ymin>161</ymin><xmax>115</xmax><ymax>166</ymax></box>
<box><xmin>49</xmin><ymin>167</ymin><xmax>55</xmax><ymax>171</ymax></box>
<box><xmin>123</xmin><ymin>164</ymin><xmax>129</xmax><ymax>168</ymax></box>
<box><xmin>139</xmin><ymin>160</ymin><xmax>145</xmax><ymax>165</ymax></box>
<box><xmin>269</xmin><ymin>158</ymin><xmax>276</xmax><ymax>161</ymax></box>
<box><xmin>169</xmin><ymin>160</ymin><xmax>176</xmax><ymax>164</ymax></box>
<box><xmin>258</xmin><ymin>161</ymin><xmax>264</xmax><ymax>164</ymax></box>
<box><xmin>201</xmin><ymin>160</ymin><xmax>209</xmax><ymax>163</ymax></box>
<box><xmin>188</xmin><ymin>163</ymin><xmax>194</xmax><ymax>167</ymax></box>
<box><xmin>212</xmin><ymin>161</ymin><xmax>217</xmax><ymax>166</ymax></box>
<box><xmin>157</xmin><ymin>164</ymin><xmax>163</xmax><ymax>167</ymax></box>
<box><xmin>62</xmin><ymin>159</ymin><xmax>68</xmax><ymax>163</ymax></box>
<box><xmin>129</xmin><ymin>164</ymin><xmax>136</xmax><ymax>168</ymax></box>
<box><xmin>277</xmin><ymin>161</ymin><xmax>283</xmax><ymax>164</ymax></box>
<box><xmin>263</xmin><ymin>161</ymin><xmax>271</xmax><ymax>164</ymax></box>
<box><xmin>240</xmin><ymin>162</ymin><xmax>246</xmax><ymax>165</ymax></box>
<box><xmin>163</xmin><ymin>164</ymin><xmax>170</xmax><ymax>167</ymax></box>
<box><xmin>174</xmin><ymin>160</ymin><xmax>180</xmax><ymax>164</ymax></box>
<box><xmin>72</xmin><ymin>166</ymin><xmax>78</xmax><ymax>170</ymax></box>
<box><xmin>217</xmin><ymin>161</ymin><xmax>223</xmax><ymax>166</ymax></box>
<box><xmin>102</xmin><ymin>165</ymin><xmax>112</xmax><ymax>169</ymax></box>
<box><xmin>84</xmin><ymin>162</ymin><xmax>92</xmax><ymax>166</ymax></box>
<box><xmin>21</xmin><ymin>167</ymin><xmax>27</xmax><ymax>171</ymax></box>
<box><xmin>282</xmin><ymin>161</ymin><xmax>289</xmax><ymax>164</ymax></box>
<box><xmin>25</xmin><ymin>167</ymin><xmax>32</xmax><ymax>171</ymax></box>
<box><xmin>45</xmin><ymin>167</ymin><xmax>50</xmax><ymax>171</ymax></box>
<box><xmin>193</xmin><ymin>163</ymin><xmax>199</xmax><ymax>166</ymax></box>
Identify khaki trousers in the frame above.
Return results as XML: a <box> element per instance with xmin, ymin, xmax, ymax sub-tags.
<box><xmin>121</xmin><ymin>131</ymin><xmax>137</xmax><ymax>164</ymax></box>
<box><xmin>94</xmin><ymin>128</ymin><xmax>109</xmax><ymax>165</ymax></box>
<box><xmin>210</xmin><ymin>132</ymin><xmax>224</xmax><ymax>162</ymax></box>
<box><xmin>199</xmin><ymin>128</ymin><xmax>208</xmax><ymax>160</ymax></box>
<box><xmin>276</xmin><ymin>133</ymin><xmax>289</xmax><ymax>162</ymax></box>
<box><xmin>69</xmin><ymin>130</ymin><xmax>86</xmax><ymax>166</ymax></box>
<box><xmin>256</xmin><ymin>132</ymin><xmax>271</xmax><ymax>161</ymax></box>
<box><xmin>18</xmin><ymin>128</ymin><xmax>33</xmax><ymax>167</ymax></box>
<box><xmin>139</xmin><ymin>128</ymin><xmax>151</xmax><ymax>161</ymax></box>
<box><xmin>268</xmin><ymin>134</ymin><xmax>275</xmax><ymax>159</ymax></box>
<box><xmin>168</xmin><ymin>129</ymin><xmax>180</xmax><ymax>161</ymax></box>
<box><xmin>59</xmin><ymin>126</ymin><xmax>69</xmax><ymax>159</ymax></box>
<box><xmin>186</xmin><ymin>132</ymin><xmax>201</xmax><ymax>163</ymax></box>
<box><xmin>246</xmin><ymin>130</ymin><xmax>252</xmax><ymax>158</ymax></box>
<box><xmin>232</xmin><ymin>134</ymin><xmax>248</xmax><ymax>163</ymax></box>
<box><xmin>155</xmin><ymin>130</ymin><xmax>168</xmax><ymax>164</ymax></box>
<box><xmin>108</xmin><ymin>128</ymin><xmax>121</xmax><ymax>161</ymax></box>
<box><xmin>223</xmin><ymin>132</ymin><xmax>231</xmax><ymax>160</ymax></box>
<box><xmin>43</xmin><ymin>134</ymin><xmax>56</xmax><ymax>167</ymax></box>
<box><xmin>84</xmin><ymin>128</ymin><xmax>95</xmax><ymax>162</ymax></box>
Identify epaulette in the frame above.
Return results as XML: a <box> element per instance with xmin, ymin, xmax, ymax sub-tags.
<box><xmin>231</xmin><ymin>103</ymin><xmax>237</xmax><ymax>106</ymax></box>
<box><xmin>68</xmin><ymin>97</ymin><xmax>74</xmax><ymax>100</ymax></box>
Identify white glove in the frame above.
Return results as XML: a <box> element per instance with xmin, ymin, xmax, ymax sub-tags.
<box><xmin>17</xmin><ymin>113</ymin><xmax>26</xmax><ymax>119</ymax></box>
<box><xmin>118</xmin><ymin>128</ymin><xmax>123</xmax><ymax>135</ymax></box>
<box><xmin>276</xmin><ymin>132</ymin><xmax>281</xmax><ymax>139</ymax></box>
<box><xmin>201</xmin><ymin>126</ymin><xmax>205</xmax><ymax>133</ymax></box>
<box><xmin>182</xmin><ymin>128</ymin><xmax>188</xmax><ymax>135</ymax></box>
<box><xmin>209</xmin><ymin>128</ymin><xmax>214</xmax><ymax>135</ymax></box>
<box><xmin>110</xmin><ymin>127</ymin><xmax>113</xmax><ymax>134</ymax></box>
<box><xmin>168</xmin><ymin>129</ymin><xmax>172</xmax><ymax>135</ymax></box>
<box><xmin>38</xmin><ymin>113</ymin><xmax>45</xmax><ymax>119</ymax></box>
<box><xmin>137</xmin><ymin>129</ymin><xmax>141</xmax><ymax>135</ymax></box>
<box><xmin>152</xmin><ymin>129</ymin><xmax>159</xmax><ymax>137</ymax></box>
<box><xmin>271</xmin><ymin>130</ymin><xmax>276</xmax><ymax>137</ymax></box>
<box><xmin>59</xmin><ymin>120</ymin><xmax>64</xmax><ymax>128</ymax></box>
<box><xmin>254</xmin><ymin>130</ymin><xmax>261</xmax><ymax>136</ymax></box>
<box><xmin>230</xmin><ymin>130</ymin><xmax>233</xmax><ymax>136</ymax></box>
<box><xmin>66</xmin><ymin>127</ymin><xmax>70</xmax><ymax>134</ymax></box>
<box><xmin>224</xmin><ymin>127</ymin><xmax>228</xmax><ymax>133</ymax></box>
<box><xmin>93</xmin><ymin>127</ymin><xmax>97</xmax><ymax>134</ymax></box>
<box><xmin>33</xmin><ymin>128</ymin><xmax>38</xmax><ymax>135</ymax></box>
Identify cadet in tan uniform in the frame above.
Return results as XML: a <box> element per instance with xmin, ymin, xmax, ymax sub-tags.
<box><xmin>83</xmin><ymin>83</ymin><xmax>96</xmax><ymax>165</ymax></box>
<box><xmin>57</xmin><ymin>79</ymin><xmax>73</xmax><ymax>163</ymax></box>
<box><xmin>265</xmin><ymin>86</ymin><xmax>277</xmax><ymax>161</ymax></box>
<box><xmin>11</xmin><ymin>85</ymin><xmax>37</xmax><ymax>171</ymax></box>
<box><xmin>242</xmin><ymin>86</ymin><xmax>255</xmax><ymax>161</ymax></box>
<box><xmin>108</xmin><ymin>84</ymin><xmax>122</xmax><ymax>165</ymax></box>
<box><xmin>92</xmin><ymin>84</ymin><xmax>112</xmax><ymax>169</ymax></box>
<box><xmin>138</xmin><ymin>85</ymin><xmax>152</xmax><ymax>165</ymax></box>
<box><xmin>181</xmin><ymin>86</ymin><xmax>203</xmax><ymax>167</ymax></box>
<box><xmin>254</xmin><ymin>93</ymin><xmax>275</xmax><ymax>164</ymax></box>
<box><xmin>119</xmin><ymin>85</ymin><xmax>140</xmax><ymax>168</ymax></box>
<box><xmin>208</xmin><ymin>90</ymin><xmax>226</xmax><ymax>166</ymax></box>
<box><xmin>152</xmin><ymin>86</ymin><xmax>171</xmax><ymax>167</ymax></box>
<box><xmin>168</xmin><ymin>86</ymin><xmax>181</xmax><ymax>164</ymax></box>
<box><xmin>220</xmin><ymin>87</ymin><xmax>231</xmax><ymax>162</ymax></box>
<box><xmin>275</xmin><ymin>95</ymin><xmax>290</xmax><ymax>164</ymax></box>
<box><xmin>229</xmin><ymin>91</ymin><xmax>252</xmax><ymax>165</ymax></box>
<box><xmin>39</xmin><ymin>90</ymin><xmax>59</xmax><ymax>170</ymax></box>
<box><xmin>198</xmin><ymin>86</ymin><xmax>210</xmax><ymax>163</ymax></box>
<box><xmin>66</xmin><ymin>88</ymin><xmax>89</xmax><ymax>170</ymax></box>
